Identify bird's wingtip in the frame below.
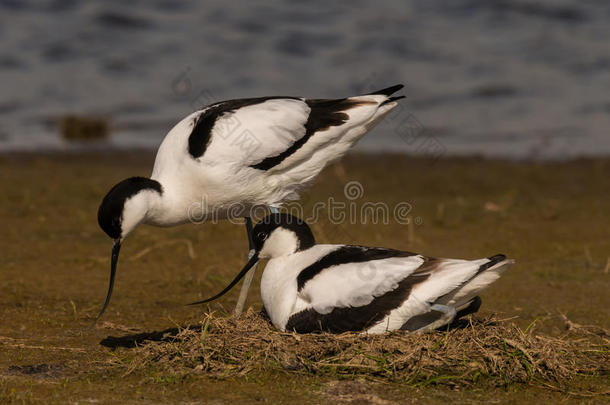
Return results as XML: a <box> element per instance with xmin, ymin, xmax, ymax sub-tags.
<box><xmin>475</xmin><ymin>254</ymin><xmax>509</xmax><ymax>274</ymax></box>
<box><xmin>487</xmin><ymin>254</ymin><xmax>507</xmax><ymax>263</ymax></box>
<box><xmin>380</xmin><ymin>95</ymin><xmax>406</xmax><ymax>106</ymax></box>
<box><xmin>365</xmin><ymin>84</ymin><xmax>405</xmax><ymax>97</ymax></box>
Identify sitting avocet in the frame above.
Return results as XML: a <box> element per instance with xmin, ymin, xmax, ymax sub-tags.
<box><xmin>95</xmin><ymin>85</ymin><xmax>405</xmax><ymax>323</ymax></box>
<box><xmin>192</xmin><ymin>214</ymin><xmax>513</xmax><ymax>333</ymax></box>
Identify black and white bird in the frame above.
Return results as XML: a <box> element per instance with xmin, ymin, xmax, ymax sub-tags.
<box><xmin>193</xmin><ymin>214</ymin><xmax>513</xmax><ymax>334</ymax></box>
<box><xmin>95</xmin><ymin>85</ymin><xmax>405</xmax><ymax>323</ymax></box>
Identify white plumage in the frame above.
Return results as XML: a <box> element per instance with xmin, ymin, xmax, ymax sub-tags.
<box><xmin>148</xmin><ymin>92</ymin><xmax>402</xmax><ymax>225</ymax></box>
<box><xmin>95</xmin><ymin>85</ymin><xmax>405</xmax><ymax>323</ymax></box>
<box><xmin>195</xmin><ymin>214</ymin><xmax>513</xmax><ymax>334</ymax></box>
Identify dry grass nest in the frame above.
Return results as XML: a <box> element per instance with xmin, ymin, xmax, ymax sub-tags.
<box><xmin>120</xmin><ymin>309</ymin><xmax>609</xmax><ymax>387</ymax></box>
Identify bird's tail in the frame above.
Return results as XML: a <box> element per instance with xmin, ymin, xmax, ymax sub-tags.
<box><xmin>365</xmin><ymin>84</ymin><xmax>406</xmax><ymax>105</ymax></box>
<box><xmin>437</xmin><ymin>254</ymin><xmax>514</xmax><ymax>311</ymax></box>
<box><xmin>400</xmin><ymin>255</ymin><xmax>512</xmax><ymax>332</ymax></box>
<box><xmin>365</xmin><ymin>84</ymin><xmax>404</xmax><ymax>96</ymax></box>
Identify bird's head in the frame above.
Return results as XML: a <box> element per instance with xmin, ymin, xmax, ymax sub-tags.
<box><xmin>189</xmin><ymin>213</ymin><xmax>315</xmax><ymax>305</ymax></box>
<box><xmin>252</xmin><ymin>213</ymin><xmax>316</xmax><ymax>259</ymax></box>
<box><xmin>94</xmin><ymin>176</ymin><xmax>163</xmax><ymax>324</ymax></box>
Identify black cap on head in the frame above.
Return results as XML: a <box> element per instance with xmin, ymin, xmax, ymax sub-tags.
<box><xmin>93</xmin><ymin>177</ymin><xmax>162</xmax><ymax>326</ymax></box>
<box><xmin>187</xmin><ymin>213</ymin><xmax>315</xmax><ymax>307</ymax></box>
<box><xmin>252</xmin><ymin>213</ymin><xmax>315</xmax><ymax>252</ymax></box>
<box><xmin>97</xmin><ymin>177</ymin><xmax>162</xmax><ymax>239</ymax></box>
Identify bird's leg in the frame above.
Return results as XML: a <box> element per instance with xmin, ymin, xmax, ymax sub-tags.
<box><xmin>414</xmin><ymin>304</ymin><xmax>457</xmax><ymax>333</ymax></box>
<box><xmin>233</xmin><ymin>217</ymin><xmax>257</xmax><ymax>317</ymax></box>
<box><xmin>233</xmin><ymin>207</ymin><xmax>279</xmax><ymax>317</ymax></box>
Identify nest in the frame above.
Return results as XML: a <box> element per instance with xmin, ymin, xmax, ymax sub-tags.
<box><xmin>120</xmin><ymin>309</ymin><xmax>609</xmax><ymax>387</ymax></box>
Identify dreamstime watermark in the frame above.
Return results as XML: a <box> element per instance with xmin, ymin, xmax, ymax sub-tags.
<box><xmin>171</xmin><ymin>68</ymin><xmax>446</xmax><ymax>162</ymax></box>
<box><xmin>171</xmin><ymin>67</ymin><xmax>263</xmax><ymax>155</ymax></box>
<box><xmin>168</xmin><ymin>71</ymin><xmax>433</xmax><ymax>283</ymax></box>
<box><xmin>171</xmin><ymin>66</ymin><xmax>216</xmax><ymax>110</ymax></box>
<box><xmin>186</xmin><ymin>180</ymin><xmax>422</xmax><ymax>227</ymax></box>
<box><xmin>356</xmin><ymin>73</ymin><xmax>447</xmax><ymax>161</ymax></box>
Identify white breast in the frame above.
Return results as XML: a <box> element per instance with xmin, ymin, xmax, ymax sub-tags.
<box><xmin>260</xmin><ymin>245</ymin><xmax>340</xmax><ymax>330</ymax></box>
<box><xmin>260</xmin><ymin>256</ymin><xmax>299</xmax><ymax>330</ymax></box>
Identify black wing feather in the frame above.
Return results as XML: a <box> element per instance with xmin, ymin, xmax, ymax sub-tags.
<box><xmin>286</xmin><ymin>271</ymin><xmax>429</xmax><ymax>333</ymax></box>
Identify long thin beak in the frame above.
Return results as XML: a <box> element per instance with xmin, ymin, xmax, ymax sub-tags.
<box><xmin>188</xmin><ymin>252</ymin><xmax>259</xmax><ymax>305</ymax></box>
<box><xmin>92</xmin><ymin>240</ymin><xmax>121</xmax><ymax>326</ymax></box>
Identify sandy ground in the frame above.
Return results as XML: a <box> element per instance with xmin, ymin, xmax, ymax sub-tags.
<box><xmin>1</xmin><ymin>151</ymin><xmax>608</xmax><ymax>403</ymax></box>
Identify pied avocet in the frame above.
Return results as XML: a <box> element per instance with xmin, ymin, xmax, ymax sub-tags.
<box><xmin>95</xmin><ymin>85</ymin><xmax>405</xmax><ymax>323</ymax></box>
<box><xmin>192</xmin><ymin>213</ymin><xmax>513</xmax><ymax>333</ymax></box>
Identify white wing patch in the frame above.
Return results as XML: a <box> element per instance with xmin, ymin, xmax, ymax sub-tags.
<box><xmin>202</xmin><ymin>99</ymin><xmax>310</xmax><ymax>166</ymax></box>
<box><xmin>298</xmin><ymin>255</ymin><xmax>425</xmax><ymax>315</ymax></box>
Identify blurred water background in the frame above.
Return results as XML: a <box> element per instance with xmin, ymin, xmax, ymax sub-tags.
<box><xmin>1</xmin><ymin>0</ymin><xmax>609</xmax><ymax>159</ymax></box>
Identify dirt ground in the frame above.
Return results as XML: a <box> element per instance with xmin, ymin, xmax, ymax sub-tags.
<box><xmin>1</xmin><ymin>151</ymin><xmax>608</xmax><ymax>404</ymax></box>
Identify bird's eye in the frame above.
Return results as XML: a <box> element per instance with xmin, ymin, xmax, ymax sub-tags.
<box><xmin>257</xmin><ymin>232</ymin><xmax>268</xmax><ymax>241</ymax></box>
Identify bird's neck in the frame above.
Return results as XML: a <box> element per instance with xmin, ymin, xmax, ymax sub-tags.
<box><xmin>143</xmin><ymin>184</ymin><xmax>190</xmax><ymax>227</ymax></box>
<box><xmin>260</xmin><ymin>257</ymin><xmax>301</xmax><ymax>330</ymax></box>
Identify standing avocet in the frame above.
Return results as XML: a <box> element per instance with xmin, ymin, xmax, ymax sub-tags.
<box><xmin>192</xmin><ymin>214</ymin><xmax>513</xmax><ymax>333</ymax></box>
<box><xmin>95</xmin><ymin>85</ymin><xmax>405</xmax><ymax>323</ymax></box>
